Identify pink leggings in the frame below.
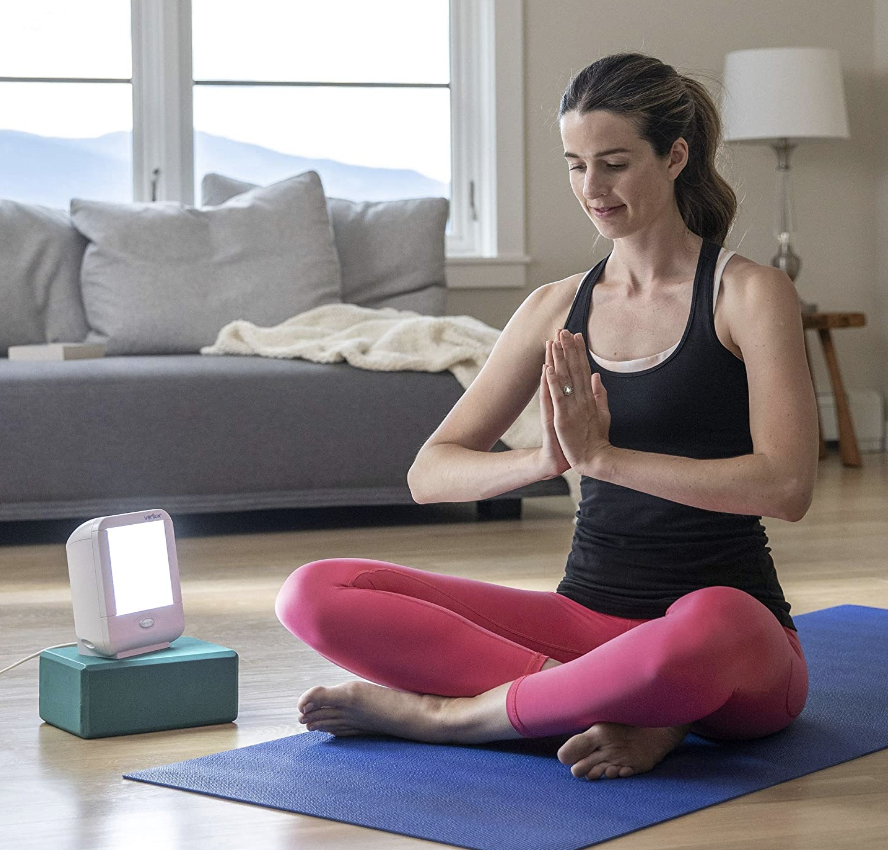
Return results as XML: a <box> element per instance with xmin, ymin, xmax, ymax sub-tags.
<box><xmin>275</xmin><ymin>558</ymin><xmax>808</xmax><ymax>740</ymax></box>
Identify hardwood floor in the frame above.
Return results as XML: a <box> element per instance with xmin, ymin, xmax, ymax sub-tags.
<box><xmin>1</xmin><ymin>452</ymin><xmax>886</xmax><ymax>850</ymax></box>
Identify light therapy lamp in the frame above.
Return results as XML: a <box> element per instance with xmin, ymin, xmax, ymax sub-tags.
<box><xmin>66</xmin><ymin>508</ymin><xmax>185</xmax><ymax>659</ymax></box>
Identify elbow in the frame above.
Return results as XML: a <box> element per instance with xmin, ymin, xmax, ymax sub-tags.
<box><xmin>776</xmin><ymin>479</ymin><xmax>814</xmax><ymax>523</ymax></box>
<box><xmin>407</xmin><ymin>457</ymin><xmax>433</xmax><ymax>504</ymax></box>
<box><xmin>778</xmin><ymin>503</ymin><xmax>808</xmax><ymax>523</ymax></box>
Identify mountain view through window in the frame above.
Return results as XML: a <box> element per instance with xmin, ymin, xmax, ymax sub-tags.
<box><xmin>0</xmin><ymin>1</ymin><xmax>451</xmax><ymax>208</ymax></box>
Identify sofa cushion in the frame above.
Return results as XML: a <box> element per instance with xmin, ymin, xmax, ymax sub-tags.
<box><xmin>202</xmin><ymin>172</ymin><xmax>448</xmax><ymax>316</ymax></box>
<box><xmin>0</xmin><ymin>200</ymin><xmax>91</xmax><ymax>355</ymax></box>
<box><xmin>0</xmin><ymin>355</ymin><xmax>464</xmax><ymax>515</ymax></box>
<box><xmin>0</xmin><ymin>354</ymin><xmax>568</xmax><ymax>520</ymax></box>
<box><xmin>70</xmin><ymin>171</ymin><xmax>342</xmax><ymax>355</ymax></box>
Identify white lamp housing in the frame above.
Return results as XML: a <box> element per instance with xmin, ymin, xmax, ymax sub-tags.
<box><xmin>722</xmin><ymin>47</ymin><xmax>850</xmax><ymax>143</ymax></box>
<box><xmin>66</xmin><ymin>509</ymin><xmax>185</xmax><ymax>659</ymax></box>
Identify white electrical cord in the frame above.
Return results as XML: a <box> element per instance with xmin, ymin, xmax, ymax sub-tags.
<box><xmin>0</xmin><ymin>643</ymin><xmax>78</xmax><ymax>676</ymax></box>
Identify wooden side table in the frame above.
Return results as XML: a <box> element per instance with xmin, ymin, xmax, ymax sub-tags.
<box><xmin>802</xmin><ymin>312</ymin><xmax>866</xmax><ymax>467</ymax></box>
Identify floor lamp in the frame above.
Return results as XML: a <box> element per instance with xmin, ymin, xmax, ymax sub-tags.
<box><xmin>721</xmin><ymin>47</ymin><xmax>851</xmax><ymax>313</ymax></box>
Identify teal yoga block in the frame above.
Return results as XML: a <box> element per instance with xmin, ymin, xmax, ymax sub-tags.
<box><xmin>38</xmin><ymin>636</ymin><xmax>238</xmax><ymax>739</ymax></box>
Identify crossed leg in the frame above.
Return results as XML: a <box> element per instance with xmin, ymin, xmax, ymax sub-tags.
<box><xmin>275</xmin><ymin>558</ymin><xmax>807</xmax><ymax>779</ymax></box>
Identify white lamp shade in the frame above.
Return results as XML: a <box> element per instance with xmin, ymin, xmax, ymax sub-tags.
<box><xmin>722</xmin><ymin>47</ymin><xmax>850</xmax><ymax>143</ymax></box>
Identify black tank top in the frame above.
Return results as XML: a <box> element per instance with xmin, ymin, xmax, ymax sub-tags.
<box><xmin>556</xmin><ymin>237</ymin><xmax>796</xmax><ymax>631</ymax></box>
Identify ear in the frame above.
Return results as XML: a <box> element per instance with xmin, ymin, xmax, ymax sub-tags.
<box><xmin>669</xmin><ymin>137</ymin><xmax>689</xmax><ymax>181</ymax></box>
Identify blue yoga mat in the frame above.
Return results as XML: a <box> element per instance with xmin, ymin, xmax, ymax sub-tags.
<box><xmin>124</xmin><ymin>605</ymin><xmax>888</xmax><ymax>850</ymax></box>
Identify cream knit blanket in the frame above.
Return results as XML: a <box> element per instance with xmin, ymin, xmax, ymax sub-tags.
<box><xmin>202</xmin><ymin>303</ymin><xmax>581</xmax><ymax>505</ymax></box>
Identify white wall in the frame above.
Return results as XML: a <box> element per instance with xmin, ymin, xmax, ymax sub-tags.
<box><xmin>875</xmin><ymin>0</ymin><xmax>888</xmax><ymax>411</ymax></box>
<box><xmin>447</xmin><ymin>0</ymin><xmax>887</xmax><ymax>417</ymax></box>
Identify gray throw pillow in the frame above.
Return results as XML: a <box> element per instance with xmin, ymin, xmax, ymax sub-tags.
<box><xmin>70</xmin><ymin>171</ymin><xmax>342</xmax><ymax>355</ymax></box>
<box><xmin>202</xmin><ymin>172</ymin><xmax>448</xmax><ymax>316</ymax></box>
<box><xmin>0</xmin><ymin>201</ymin><xmax>90</xmax><ymax>355</ymax></box>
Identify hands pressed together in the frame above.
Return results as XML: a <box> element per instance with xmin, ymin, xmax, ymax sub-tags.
<box><xmin>537</xmin><ymin>328</ymin><xmax>613</xmax><ymax>480</ymax></box>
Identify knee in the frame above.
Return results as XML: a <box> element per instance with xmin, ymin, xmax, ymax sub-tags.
<box><xmin>672</xmin><ymin>585</ymin><xmax>759</xmax><ymax>616</ymax></box>
<box><xmin>669</xmin><ymin>586</ymin><xmax>772</xmax><ymax>638</ymax></box>
<box><xmin>274</xmin><ymin>558</ymin><xmax>346</xmax><ymax>636</ymax></box>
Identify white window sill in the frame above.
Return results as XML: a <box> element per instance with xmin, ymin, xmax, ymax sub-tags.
<box><xmin>445</xmin><ymin>254</ymin><xmax>530</xmax><ymax>289</ymax></box>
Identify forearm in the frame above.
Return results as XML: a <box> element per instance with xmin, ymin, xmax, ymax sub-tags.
<box><xmin>588</xmin><ymin>446</ymin><xmax>810</xmax><ymax>521</ymax></box>
<box><xmin>408</xmin><ymin>444</ymin><xmax>547</xmax><ymax>504</ymax></box>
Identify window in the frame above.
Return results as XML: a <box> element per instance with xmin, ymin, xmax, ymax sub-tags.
<box><xmin>0</xmin><ymin>0</ymin><xmax>525</xmax><ymax>287</ymax></box>
<box><xmin>0</xmin><ymin>1</ymin><xmax>133</xmax><ymax>207</ymax></box>
<box><xmin>190</xmin><ymin>0</ymin><xmax>451</xmax><ymax>211</ymax></box>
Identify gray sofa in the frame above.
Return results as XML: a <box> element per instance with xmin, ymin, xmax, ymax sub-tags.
<box><xmin>0</xmin><ymin>173</ymin><xmax>567</xmax><ymax>523</ymax></box>
<box><xmin>0</xmin><ymin>354</ymin><xmax>566</xmax><ymax>522</ymax></box>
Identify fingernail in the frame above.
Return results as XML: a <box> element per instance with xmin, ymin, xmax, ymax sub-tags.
<box><xmin>303</xmin><ymin>702</ymin><xmax>315</xmax><ymax>713</ymax></box>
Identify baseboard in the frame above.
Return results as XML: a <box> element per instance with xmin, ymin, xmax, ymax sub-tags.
<box><xmin>816</xmin><ymin>389</ymin><xmax>885</xmax><ymax>453</ymax></box>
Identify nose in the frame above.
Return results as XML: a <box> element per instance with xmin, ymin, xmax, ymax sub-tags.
<box><xmin>582</xmin><ymin>170</ymin><xmax>609</xmax><ymax>202</ymax></box>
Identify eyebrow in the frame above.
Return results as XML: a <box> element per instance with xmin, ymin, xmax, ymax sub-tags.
<box><xmin>563</xmin><ymin>148</ymin><xmax>632</xmax><ymax>158</ymax></box>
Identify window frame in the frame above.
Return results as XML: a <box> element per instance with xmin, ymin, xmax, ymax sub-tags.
<box><xmin>131</xmin><ymin>0</ymin><xmax>525</xmax><ymax>289</ymax></box>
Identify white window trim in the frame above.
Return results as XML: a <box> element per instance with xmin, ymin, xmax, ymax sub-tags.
<box><xmin>132</xmin><ymin>0</ymin><xmax>193</xmax><ymax>205</ymax></box>
<box><xmin>447</xmin><ymin>0</ymin><xmax>528</xmax><ymax>289</ymax></box>
<box><xmin>131</xmin><ymin>0</ymin><xmax>525</xmax><ymax>289</ymax></box>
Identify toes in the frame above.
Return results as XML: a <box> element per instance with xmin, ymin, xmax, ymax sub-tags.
<box><xmin>567</xmin><ymin>756</ymin><xmax>635</xmax><ymax>781</ymax></box>
<box><xmin>602</xmin><ymin>764</ymin><xmax>634</xmax><ymax>779</ymax></box>
<box><xmin>557</xmin><ymin>731</ymin><xmax>600</xmax><ymax>765</ymax></box>
<box><xmin>299</xmin><ymin>708</ymin><xmax>338</xmax><ymax>724</ymax></box>
<box><xmin>303</xmin><ymin>715</ymin><xmax>338</xmax><ymax>731</ymax></box>
<box><xmin>298</xmin><ymin>685</ymin><xmax>331</xmax><ymax>713</ymax></box>
<box><xmin>570</xmin><ymin>754</ymin><xmax>606</xmax><ymax>778</ymax></box>
<box><xmin>580</xmin><ymin>763</ymin><xmax>616</xmax><ymax>780</ymax></box>
<box><xmin>587</xmin><ymin>763</ymin><xmax>610</xmax><ymax>780</ymax></box>
<box><xmin>580</xmin><ymin>763</ymin><xmax>634</xmax><ymax>780</ymax></box>
<box><xmin>567</xmin><ymin>743</ymin><xmax>609</xmax><ymax>776</ymax></box>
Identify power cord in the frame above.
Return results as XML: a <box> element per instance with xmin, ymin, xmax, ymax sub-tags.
<box><xmin>0</xmin><ymin>644</ymin><xmax>78</xmax><ymax>676</ymax></box>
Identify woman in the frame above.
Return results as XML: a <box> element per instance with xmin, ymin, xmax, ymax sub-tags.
<box><xmin>275</xmin><ymin>53</ymin><xmax>818</xmax><ymax>781</ymax></box>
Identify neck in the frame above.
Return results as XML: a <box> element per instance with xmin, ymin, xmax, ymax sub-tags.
<box><xmin>604</xmin><ymin>214</ymin><xmax>704</xmax><ymax>293</ymax></box>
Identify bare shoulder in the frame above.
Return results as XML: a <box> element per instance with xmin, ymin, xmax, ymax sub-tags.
<box><xmin>522</xmin><ymin>271</ymin><xmax>586</xmax><ymax>339</ymax></box>
<box><xmin>720</xmin><ymin>252</ymin><xmax>802</xmax><ymax>347</ymax></box>
<box><xmin>721</xmin><ymin>252</ymin><xmax>798</xmax><ymax>302</ymax></box>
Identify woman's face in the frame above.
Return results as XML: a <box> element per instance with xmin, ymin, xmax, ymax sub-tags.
<box><xmin>559</xmin><ymin>108</ymin><xmax>687</xmax><ymax>235</ymax></box>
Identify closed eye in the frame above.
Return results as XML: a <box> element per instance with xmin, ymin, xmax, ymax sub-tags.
<box><xmin>569</xmin><ymin>164</ymin><xmax>627</xmax><ymax>171</ymax></box>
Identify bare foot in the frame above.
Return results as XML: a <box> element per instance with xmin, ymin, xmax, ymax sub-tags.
<box><xmin>296</xmin><ymin>657</ymin><xmax>692</xmax><ymax>779</ymax></box>
<box><xmin>297</xmin><ymin>681</ymin><xmax>454</xmax><ymax>743</ymax></box>
<box><xmin>557</xmin><ymin>722</ymin><xmax>692</xmax><ymax>780</ymax></box>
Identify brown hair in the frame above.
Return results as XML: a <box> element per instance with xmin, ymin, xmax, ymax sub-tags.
<box><xmin>559</xmin><ymin>52</ymin><xmax>737</xmax><ymax>246</ymax></box>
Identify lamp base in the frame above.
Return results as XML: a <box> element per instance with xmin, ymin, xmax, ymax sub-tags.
<box><xmin>76</xmin><ymin>637</ymin><xmax>172</xmax><ymax>659</ymax></box>
<box><xmin>770</xmin><ymin>246</ymin><xmax>815</xmax><ymax>314</ymax></box>
<box><xmin>39</xmin><ymin>636</ymin><xmax>238</xmax><ymax>738</ymax></box>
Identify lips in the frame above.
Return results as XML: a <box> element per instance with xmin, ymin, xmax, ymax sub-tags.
<box><xmin>592</xmin><ymin>204</ymin><xmax>625</xmax><ymax>217</ymax></box>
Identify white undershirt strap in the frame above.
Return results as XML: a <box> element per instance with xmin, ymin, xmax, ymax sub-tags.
<box><xmin>590</xmin><ymin>247</ymin><xmax>735</xmax><ymax>372</ymax></box>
